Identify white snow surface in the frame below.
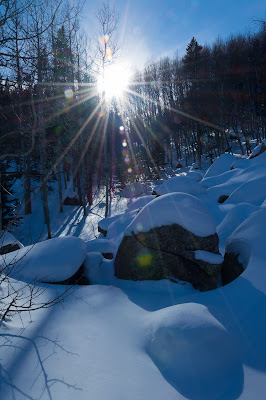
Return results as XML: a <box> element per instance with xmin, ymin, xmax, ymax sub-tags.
<box><xmin>2</xmin><ymin>152</ymin><xmax>266</xmax><ymax>400</ymax></box>
<box><xmin>203</xmin><ymin>153</ymin><xmax>235</xmax><ymax>179</ymax></box>
<box><xmin>194</xmin><ymin>250</ymin><xmax>223</xmax><ymax>264</ymax></box>
<box><xmin>125</xmin><ymin>193</ymin><xmax>216</xmax><ymax>237</ymax></box>
<box><xmin>249</xmin><ymin>139</ymin><xmax>266</xmax><ymax>158</ymax></box>
<box><xmin>127</xmin><ymin>195</ymin><xmax>156</xmax><ymax>212</ymax></box>
<box><xmin>154</xmin><ymin>175</ymin><xmax>205</xmax><ymax>196</ymax></box>
<box><xmin>0</xmin><ymin>236</ymin><xmax>86</xmax><ymax>283</ymax></box>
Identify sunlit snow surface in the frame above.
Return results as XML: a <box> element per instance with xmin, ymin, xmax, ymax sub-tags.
<box><xmin>1</xmin><ymin>151</ymin><xmax>266</xmax><ymax>400</ymax></box>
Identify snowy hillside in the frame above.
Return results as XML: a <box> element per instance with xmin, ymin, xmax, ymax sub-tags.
<box><xmin>1</xmin><ymin>151</ymin><xmax>266</xmax><ymax>400</ymax></box>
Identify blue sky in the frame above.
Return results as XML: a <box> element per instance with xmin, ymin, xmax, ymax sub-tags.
<box><xmin>83</xmin><ymin>0</ymin><xmax>265</xmax><ymax>67</ymax></box>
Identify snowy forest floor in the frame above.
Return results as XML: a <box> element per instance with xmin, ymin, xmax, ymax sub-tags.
<box><xmin>1</xmin><ymin>143</ymin><xmax>266</xmax><ymax>400</ymax></box>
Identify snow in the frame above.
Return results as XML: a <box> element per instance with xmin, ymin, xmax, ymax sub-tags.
<box><xmin>120</xmin><ymin>181</ymin><xmax>152</xmax><ymax>198</ymax></box>
<box><xmin>217</xmin><ymin>203</ymin><xmax>259</xmax><ymax>252</ymax></box>
<box><xmin>0</xmin><ymin>230</ymin><xmax>24</xmax><ymax>249</ymax></box>
<box><xmin>194</xmin><ymin>250</ymin><xmax>223</xmax><ymax>264</ymax></box>
<box><xmin>146</xmin><ymin>303</ymin><xmax>240</xmax><ymax>399</ymax></box>
<box><xmin>125</xmin><ymin>193</ymin><xmax>217</xmax><ymax>237</ymax></box>
<box><xmin>225</xmin><ymin>176</ymin><xmax>266</xmax><ymax>205</ymax></box>
<box><xmin>127</xmin><ymin>195</ymin><xmax>156</xmax><ymax>212</ymax></box>
<box><xmin>249</xmin><ymin>139</ymin><xmax>266</xmax><ymax>158</ymax></box>
<box><xmin>0</xmin><ymin>236</ymin><xmax>86</xmax><ymax>283</ymax></box>
<box><xmin>154</xmin><ymin>175</ymin><xmax>205</xmax><ymax>196</ymax></box>
<box><xmin>186</xmin><ymin>170</ymin><xmax>203</xmax><ymax>181</ymax></box>
<box><xmin>203</xmin><ymin>153</ymin><xmax>235</xmax><ymax>179</ymax></box>
<box><xmin>2</xmin><ymin>151</ymin><xmax>266</xmax><ymax>400</ymax></box>
<box><xmin>85</xmin><ymin>238</ymin><xmax>116</xmax><ymax>255</ymax></box>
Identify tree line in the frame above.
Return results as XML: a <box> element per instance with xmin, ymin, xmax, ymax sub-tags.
<box><xmin>127</xmin><ymin>22</ymin><xmax>265</xmax><ymax>173</ymax></box>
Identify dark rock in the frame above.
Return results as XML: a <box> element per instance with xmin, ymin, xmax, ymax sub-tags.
<box><xmin>98</xmin><ymin>226</ymin><xmax>107</xmax><ymax>236</ymax></box>
<box><xmin>102</xmin><ymin>252</ymin><xmax>113</xmax><ymax>260</ymax></box>
<box><xmin>221</xmin><ymin>252</ymin><xmax>244</xmax><ymax>285</ymax></box>
<box><xmin>0</xmin><ymin>243</ymin><xmax>20</xmax><ymax>255</ymax></box>
<box><xmin>63</xmin><ymin>196</ymin><xmax>81</xmax><ymax>206</ymax></box>
<box><xmin>53</xmin><ymin>264</ymin><xmax>90</xmax><ymax>285</ymax></box>
<box><xmin>218</xmin><ymin>195</ymin><xmax>229</xmax><ymax>204</ymax></box>
<box><xmin>115</xmin><ymin>224</ymin><xmax>222</xmax><ymax>291</ymax></box>
<box><xmin>176</xmin><ymin>163</ymin><xmax>183</xmax><ymax>168</ymax></box>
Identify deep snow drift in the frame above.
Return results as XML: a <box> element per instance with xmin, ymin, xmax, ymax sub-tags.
<box><xmin>1</xmin><ymin>149</ymin><xmax>266</xmax><ymax>400</ymax></box>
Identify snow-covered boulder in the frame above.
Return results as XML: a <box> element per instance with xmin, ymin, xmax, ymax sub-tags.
<box><xmin>85</xmin><ymin>238</ymin><xmax>117</xmax><ymax>259</ymax></box>
<box><xmin>146</xmin><ymin>303</ymin><xmax>241</xmax><ymax>399</ymax></box>
<box><xmin>0</xmin><ymin>230</ymin><xmax>24</xmax><ymax>255</ymax></box>
<box><xmin>153</xmin><ymin>175</ymin><xmax>205</xmax><ymax>196</ymax></box>
<box><xmin>0</xmin><ymin>236</ymin><xmax>87</xmax><ymax>283</ymax></box>
<box><xmin>127</xmin><ymin>195</ymin><xmax>156</xmax><ymax>212</ymax></box>
<box><xmin>186</xmin><ymin>170</ymin><xmax>204</xmax><ymax>182</ymax></box>
<box><xmin>120</xmin><ymin>182</ymin><xmax>152</xmax><ymax>198</ymax></box>
<box><xmin>217</xmin><ymin>203</ymin><xmax>259</xmax><ymax>250</ymax></box>
<box><xmin>221</xmin><ymin>207</ymin><xmax>266</xmax><ymax>286</ymax></box>
<box><xmin>249</xmin><ymin>139</ymin><xmax>266</xmax><ymax>159</ymax></box>
<box><xmin>115</xmin><ymin>193</ymin><xmax>222</xmax><ymax>291</ymax></box>
<box><xmin>203</xmin><ymin>153</ymin><xmax>235</xmax><ymax>179</ymax></box>
<box><xmin>63</xmin><ymin>191</ymin><xmax>81</xmax><ymax>205</ymax></box>
<box><xmin>225</xmin><ymin>176</ymin><xmax>266</xmax><ymax>205</ymax></box>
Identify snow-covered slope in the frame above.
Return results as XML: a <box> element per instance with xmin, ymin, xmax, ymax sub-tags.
<box><xmin>1</xmin><ymin>150</ymin><xmax>266</xmax><ymax>400</ymax></box>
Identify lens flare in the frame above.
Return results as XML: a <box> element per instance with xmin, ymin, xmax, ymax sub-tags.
<box><xmin>64</xmin><ymin>88</ymin><xmax>73</xmax><ymax>99</ymax></box>
<box><xmin>128</xmin><ymin>168</ymin><xmax>132</xmax><ymax>174</ymax></box>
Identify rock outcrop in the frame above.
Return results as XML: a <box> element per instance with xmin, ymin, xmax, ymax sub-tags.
<box><xmin>115</xmin><ymin>223</ymin><xmax>222</xmax><ymax>291</ymax></box>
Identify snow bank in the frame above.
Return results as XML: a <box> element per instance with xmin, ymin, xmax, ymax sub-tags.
<box><xmin>154</xmin><ymin>175</ymin><xmax>205</xmax><ymax>196</ymax></box>
<box><xmin>146</xmin><ymin>303</ymin><xmax>240</xmax><ymax>399</ymax></box>
<box><xmin>125</xmin><ymin>193</ymin><xmax>216</xmax><ymax>237</ymax></box>
<box><xmin>0</xmin><ymin>236</ymin><xmax>86</xmax><ymax>283</ymax></box>
<box><xmin>203</xmin><ymin>153</ymin><xmax>235</xmax><ymax>179</ymax></box>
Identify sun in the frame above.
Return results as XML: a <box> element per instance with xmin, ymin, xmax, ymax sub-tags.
<box><xmin>98</xmin><ymin>62</ymin><xmax>130</xmax><ymax>99</ymax></box>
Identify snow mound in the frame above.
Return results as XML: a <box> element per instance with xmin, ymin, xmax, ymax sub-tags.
<box><xmin>186</xmin><ymin>170</ymin><xmax>203</xmax><ymax>181</ymax></box>
<box><xmin>84</xmin><ymin>252</ymin><xmax>114</xmax><ymax>284</ymax></box>
<box><xmin>249</xmin><ymin>139</ymin><xmax>266</xmax><ymax>159</ymax></box>
<box><xmin>225</xmin><ymin>207</ymin><xmax>266</xmax><ymax>273</ymax></box>
<box><xmin>120</xmin><ymin>182</ymin><xmax>152</xmax><ymax>198</ymax></box>
<box><xmin>146</xmin><ymin>303</ymin><xmax>241</xmax><ymax>399</ymax></box>
<box><xmin>85</xmin><ymin>238</ymin><xmax>116</xmax><ymax>255</ymax></box>
<box><xmin>127</xmin><ymin>195</ymin><xmax>156</xmax><ymax>212</ymax></box>
<box><xmin>125</xmin><ymin>193</ymin><xmax>216</xmax><ymax>237</ymax></box>
<box><xmin>204</xmin><ymin>153</ymin><xmax>235</xmax><ymax>179</ymax></box>
<box><xmin>226</xmin><ymin>176</ymin><xmax>266</xmax><ymax>205</ymax></box>
<box><xmin>0</xmin><ymin>236</ymin><xmax>86</xmax><ymax>283</ymax></box>
<box><xmin>0</xmin><ymin>230</ymin><xmax>24</xmax><ymax>249</ymax></box>
<box><xmin>154</xmin><ymin>175</ymin><xmax>205</xmax><ymax>196</ymax></box>
<box><xmin>98</xmin><ymin>214</ymin><xmax>121</xmax><ymax>233</ymax></box>
<box><xmin>106</xmin><ymin>210</ymin><xmax>137</xmax><ymax>244</ymax></box>
<box><xmin>205</xmin><ymin>163</ymin><xmax>266</xmax><ymax>201</ymax></box>
<box><xmin>217</xmin><ymin>203</ymin><xmax>259</xmax><ymax>251</ymax></box>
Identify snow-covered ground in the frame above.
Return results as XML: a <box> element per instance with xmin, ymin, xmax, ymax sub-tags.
<box><xmin>1</xmin><ymin>149</ymin><xmax>266</xmax><ymax>400</ymax></box>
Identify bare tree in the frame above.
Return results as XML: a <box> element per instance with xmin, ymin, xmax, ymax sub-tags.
<box><xmin>94</xmin><ymin>1</ymin><xmax>120</xmax><ymax>218</ymax></box>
